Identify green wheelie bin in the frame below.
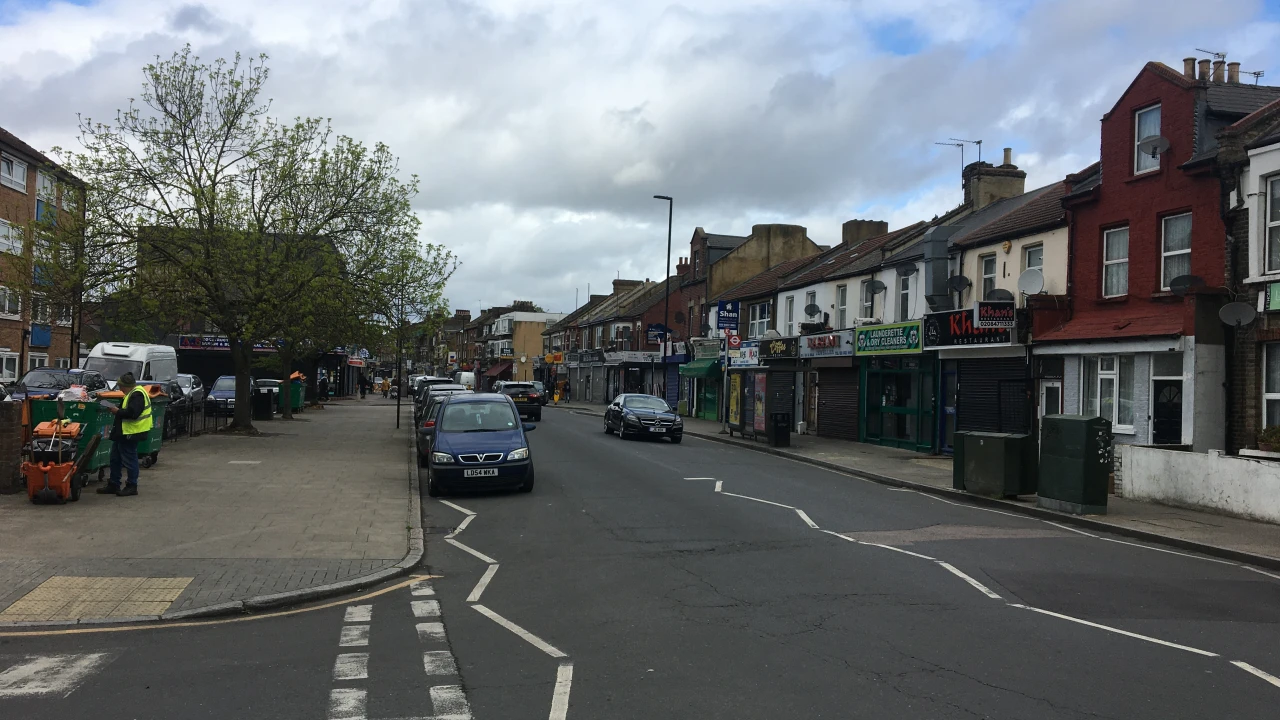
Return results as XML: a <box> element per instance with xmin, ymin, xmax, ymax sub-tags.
<box><xmin>138</xmin><ymin>394</ymin><xmax>168</xmax><ymax>468</ymax></box>
<box><xmin>29</xmin><ymin>399</ymin><xmax>114</xmax><ymax>482</ymax></box>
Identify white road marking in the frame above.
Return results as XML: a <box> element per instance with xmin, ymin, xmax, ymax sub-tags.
<box><xmin>714</xmin><ymin>480</ymin><xmax>723</xmax><ymax>493</ymax></box>
<box><xmin>472</xmin><ymin>604</ymin><xmax>567</xmax><ymax>658</ymax></box>
<box><xmin>795</xmin><ymin>509</ymin><xmax>819</xmax><ymax>529</ymax></box>
<box><xmin>344</xmin><ymin>605</ymin><xmax>372</xmax><ymax>623</ymax></box>
<box><xmin>1243</xmin><ymin>566</ymin><xmax>1280</xmax><ymax>581</ymax></box>
<box><xmin>430</xmin><ymin>684</ymin><xmax>473</xmax><ymax>720</ymax></box>
<box><xmin>423</xmin><ymin>650</ymin><xmax>459</xmax><ymax>675</ymax></box>
<box><xmin>822</xmin><ymin>530</ymin><xmax>941</xmax><ymax>561</ymax></box>
<box><xmin>327</xmin><ymin>688</ymin><xmax>367</xmax><ymax>720</ymax></box>
<box><xmin>439</xmin><ymin>499</ymin><xmax>476</xmax><ymax>516</ymax></box>
<box><xmin>549</xmin><ymin>662</ymin><xmax>574</xmax><ymax>720</ymax></box>
<box><xmin>417</xmin><ymin>622</ymin><xmax>447</xmax><ymax>643</ymax></box>
<box><xmin>339</xmin><ymin>625</ymin><xmax>370</xmax><ymax>647</ymax></box>
<box><xmin>412</xmin><ymin>600</ymin><xmax>442</xmax><ymax>618</ymax></box>
<box><xmin>1009</xmin><ymin>604</ymin><xmax>1219</xmax><ymax>657</ymax></box>
<box><xmin>720</xmin><ymin>491</ymin><xmax>795</xmax><ymax>509</ymax></box>
<box><xmin>684</xmin><ymin>477</ymin><xmax>715</xmax><ymax>480</ymax></box>
<box><xmin>937</xmin><ymin>561</ymin><xmax>1002</xmax><ymax>599</ymax></box>
<box><xmin>1097</xmin><ymin>536</ymin><xmax>1236</xmax><ymax>564</ymax></box>
<box><xmin>333</xmin><ymin>653</ymin><xmax>369</xmax><ymax>680</ymax></box>
<box><xmin>1231</xmin><ymin>660</ymin><xmax>1280</xmax><ymax>689</ymax></box>
<box><xmin>467</xmin><ymin>564</ymin><xmax>500</xmax><ymax>603</ymax></box>
<box><xmin>447</xmin><ymin>514</ymin><xmax>475</xmax><ymax>538</ymax></box>
<box><xmin>228</xmin><ymin>460</ymin><xmax>261</xmax><ymax>464</ymax></box>
<box><xmin>1043</xmin><ymin>521</ymin><xmax>1098</xmax><ymax>538</ymax></box>
<box><xmin>0</xmin><ymin>653</ymin><xmax>112</xmax><ymax>698</ymax></box>
<box><xmin>411</xmin><ymin>580</ymin><xmax>436</xmax><ymax>596</ymax></box>
<box><xmin>447</xmin><ymin>538</ymin><xmax>499</xmax><ymax>564</ymax></box>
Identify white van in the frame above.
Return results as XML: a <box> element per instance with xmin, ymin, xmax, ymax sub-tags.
<box><xmin>83</xmin><ymin>342</ymin><xmax>179</xmax><ymax>387</ymax></box>
<box><xmin>453</xmin><ymin>371</ymin><xmax>476</xmax><ymax>390</ymax></box>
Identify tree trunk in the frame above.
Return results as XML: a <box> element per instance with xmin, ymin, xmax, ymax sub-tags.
<box><xmin>280</xmin><ymin>342</ymin><xmax>295</xmax><ymax>420</ymax></box>
<box><xmin>229</xmin><ymin>336</ymin><xmax>255</xmax><ymax>431</ymax></box>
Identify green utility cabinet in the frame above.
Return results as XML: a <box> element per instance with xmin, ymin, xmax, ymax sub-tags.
<box><xmin>1038</xmin><ymin>414</ymin><xmax>1112</xmax><ymax>514</ymax></box>
<box><xmin>953</xmin><ymin>431</ymin><xmax>1037</xmax><ymax>498</ymax></box>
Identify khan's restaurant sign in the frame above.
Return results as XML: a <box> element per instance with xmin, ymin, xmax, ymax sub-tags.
<box><xmin>854</xmin><ymin>322</ymin><xmax>921</xmax><ymax>356</ymax></box>
<box><xmin>923</xmin><ymin>309</ymin><xmax>1013</xmax><ymax>350</ymax></box>
<box><xmin>799</xmin><ymin>330</ymin><xmax>854</xmax><ymax>359</ymax></box>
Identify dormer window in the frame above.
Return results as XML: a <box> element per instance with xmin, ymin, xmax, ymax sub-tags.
<box><xmin>1134</xmin><ymin>105</ymin><xmax>1161</xmax><ymax>175</ymax></box>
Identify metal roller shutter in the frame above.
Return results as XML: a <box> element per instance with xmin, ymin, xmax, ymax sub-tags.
<box><xmin>817</xmin><ymin>368</ymin><xmax>859</xmax><ymax>440</ymax></box>
<box><xmin>766</xmin><ymin>371</ymin><xmax>795</xmax><ymax>417</ymax></box>
<box><xmin>957</xmin><ymin>357</ymin><xmax>1030</xmax><ymax>434</ymax></box>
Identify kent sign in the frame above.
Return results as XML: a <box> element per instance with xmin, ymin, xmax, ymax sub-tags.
<box><xmin>854</xmin><ymin>321</ymin><xmax>921</xmax><ymax>356</ymax></box>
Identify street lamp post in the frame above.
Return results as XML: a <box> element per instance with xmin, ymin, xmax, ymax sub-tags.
<box><xmin>654</xmin><ymin>195</ymin><xmax>673</xmax><ymax>403</ymax></box>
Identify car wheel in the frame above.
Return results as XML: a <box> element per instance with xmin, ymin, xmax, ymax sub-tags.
<box><xmin>426</xmin><ymin>472</ymin><xmax>441</xmax><ymax>497</ymax></box>
<box><xmin>418</xmin><ymin>452</ymin><xmax>428</xmax><ymax>468</ymax></box>
<box><xmin>604</xmin><ymin>419</ymin><xmax>613</xmax><ymax>434</ymax></box>
<box><xmin>671</xmin><ymin>435</ymin><xmax>683</xmax><ymax>444</ymax></box>
<box><xmin>519</xmin><ymin>468</ymin><xmax>535</xmax><ymax>493</ymax></box>
<box><xmin>617</xmin><ymin>425</ymin><xmax>628</xmax><ymax>440</ymax></box>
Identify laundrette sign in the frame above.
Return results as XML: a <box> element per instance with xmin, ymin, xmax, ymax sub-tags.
<box><xmin>854</xmin><ymin>321</ymin><xmax>921</xmax><ymax>356</ymax></box>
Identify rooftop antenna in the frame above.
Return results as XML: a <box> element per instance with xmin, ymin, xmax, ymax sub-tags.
<box><xmin>934</xmin><ymin>141</ymin><xmax>965</xmax><ymax>186</ymax></box>
<box><xmin>949</xmin><ymin>137</ymin><xmax>983</xmax><ymax>164</ymax></box>
<box><xmin>1195</xmin><ymin>48</ymin><xmax>1227</xmax><ymax>62</ymax></box>
<box><xmin>1245</xmin><ymin>70</ymin><xmax>1265</xmax><ymax>85</ymax></box>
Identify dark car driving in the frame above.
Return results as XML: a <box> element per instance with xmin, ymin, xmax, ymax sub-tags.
<box><xmin>498</xmin><ymin>382</ymin><xmax>542</xmax><ymax>421</ymax></box>
<box><xmin>603</xmin><ymin>393</ymin><xmax>683</xmax><ymax>442</ymax></box>
<box><xmin>424</xmin><ymin>393</ymin><xmax>535</xmax><ymax>497</ymax></box>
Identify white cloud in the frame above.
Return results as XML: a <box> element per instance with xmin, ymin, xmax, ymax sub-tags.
<box><xmin>0</xmin><ymin>0</ymin><xmax>1274</xmax><ymax>314</ymax></box>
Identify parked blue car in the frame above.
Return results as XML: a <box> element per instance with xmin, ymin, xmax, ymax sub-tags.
<box><xmin>205</xmin><ymin>374</ymin><xmax>251</xmax><ymax>416</ymax></box>
<box><xmin>425</xmin><ymin>393</ymin><xmax>536</xmax><ymax>497</ymax></box>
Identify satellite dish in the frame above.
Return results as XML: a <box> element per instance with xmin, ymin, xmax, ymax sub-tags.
<box><xmin>674</xmin><ymin>311</ymin><xmax>686</xmax><ymax>324</ymax></box>
<box><xmin>1016</xmin><ymin>268</ymin><xmax>1044</xmax><ymax>295</ymax></box>
<box><xmin>895</xmin><ymin>263</ymin><xmax>918</xmax><ymax>277</ymax></box>
<box><xmin>986</xmin><ymin>288</ymin><xmax>1015</xmax><ymax>302</ymax></box>
<box><xmin>804</xmin><ymin>303</ymin><xmax>822</xmax><ymax>318</ymax></box>
<box><xmin>867</xmin><ymin>280</ymin><xmax>887</xmax><ymax>295</ymax></box>
<box><xmin>1168</xmin><ymin>275</ymin><xmax>1204</xmax><ymax>297</ymax></box>
<box><xmin>1137</xmin><ymin>135</ymin><xmax>1171</xmax><ymax>159</ymax></box>
<box><xmin>1219</xmin><ymin>302</ymin><xmax>1258</xmax><ymax>328</ymax></box>
<box><xmin>947</xmin><ymin>275</ymin><xmax>972</xmax><ymax>293</ymax></box>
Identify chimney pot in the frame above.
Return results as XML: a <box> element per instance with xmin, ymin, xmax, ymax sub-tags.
<box><xmin>1228</xmin><ymin>61</ymin><xmax>1241</xmax><ymax>84</ymax></box>
<box><xmin>1199</xmin><ymin>59</ymin><xmax>1211</xmax><ymax>81</ymax></box>
<box><xmin>1002</xmin><ymin>147</ymin><xmax>1012</xmax><ymax>166</ymax></box>
<box><xmin>1213</xmin><ymin>60</ymin><xmax>1225</xmax><ymax>84</ymax></box>
<box><xmin>1183</xmin><ymin>57</ymin><xmax>1197</xmax><ymax>79</ymax></box>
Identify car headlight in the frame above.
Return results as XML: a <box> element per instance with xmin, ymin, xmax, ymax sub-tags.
<box><xmin>431</xmin><ymin>452</ymin><xmax>454</xmax><ymax>464</ymax></box>
<box><xmin>624</xmin><ymin>414</ymin><xmax>639</xmax><ymax>424</ymax></box>
<box><xmin>507</xmin><ymin>447</ymin><xmax>529</xmax><ymax>461</ymax></box>
<box><xmin>673</xmin><ymin>417</ymin><xmax>683</xmax><ymax>425</ymax></box>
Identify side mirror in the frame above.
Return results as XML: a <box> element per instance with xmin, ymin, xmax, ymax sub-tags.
<box><xmin>523</xmin><ymin>423</ymin><xmax>536</xmax><ymax>432</ymax></box>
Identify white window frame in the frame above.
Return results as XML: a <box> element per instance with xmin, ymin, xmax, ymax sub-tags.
<box><xmin>1023</xmin><ymin>244</ymin><xmax>1043</xmax><ymax>272</ymax></box>
<box><xmin>748</xmin><ymin>302</ymin><xmax>770</xmax><ymax>338</ymax></box>
<box><xmin>37</xmin><ymin>172</ymin><xmax>55</xmax><ymax>201</ymax></box>
<box><xmin>1103</xmin><ymin>227</ymin><xmax>1130</xmax><ymax>298</ymax></box>
<box><xmin>31</xmin><ymin>296</ymin><xmax>51</xmax><ymax>325</ymax></box>
<box><xmin>0</xmin><ymin>286</ymin><xmax>19</xmax><ymax>318</ymax></box>
<box><xmin>835</xmin><ymin>285</ymin><xmax>847</xmax><ymax>329</ymax></box>
<box><xmin>1160</xmin><ymin>213</ymin><xmax>1193</xmax><ymax>291</ymax></box>
<box><xmin>898</xmin><ymin>275</ymin><xmax>911</xmax><ymax>321</ymax></box>
<box><xmin>860</xmin><ymin>280</ymin><xmax>874</xmax><ymax>319</ymax></box>
<box><xmin>1265</xmin><ymin>344</ymin><xmax>1280</xmax><ymax>429</ymax></box>
<box><xmin>0</xmin><ymin>353</ymin><xmax>17</xmax><ymax>381</ymax></box>
<box><xmin>784</xmin><ymin>296</ymin><xmax>795</xmax><ymax>336</ymax></box>
<box><xmin>1081</xmin><ymin>355</ymin><xmax>1136</xmax><ymax>433</ymax></box>
<box><xmin>0</xmin><ymin>153</ymin><xmax>27</xmax><ymax>192</ymax></box>
<box><xmin>57</xmin><ymin>304</ymin><xmax>72</xmax><ymax>327</ymax></box>
<box><xmin>28</xmin><ymin>353</ymin><xmax>48</xmax><ymax>372</ymax></box>
<box><xmin>1134</xmin><ymin>104</ymin><xmax>1161</xmax><ymax>175</ymax></box>
<box><xmin>0</xmin><ymin>220</ymin><xmax>20</xmax><ymax>256</ymax></box>
<box><xmin>804</xmin><ymin>291</ymin><xmax>817</xmax><ymax>321</ymax></box>
<box><xmin>1267</xmin><ymin>176</ymin><xmax>1280</xmax><ymax>275</ymax></box>
<box><xmin>980</xmin><ymin>254</ymin><xmax>997</xmax><ymax>300</ymax></box>
<box><xmin>55</xmin><ymin>357</ymin><xmax>71</xmax><ymax>369</ymax></box>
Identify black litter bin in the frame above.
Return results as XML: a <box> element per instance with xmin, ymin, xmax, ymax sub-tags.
<box><xmin>252</xmin><ymin>387</ymin><xmax>277</xmax><ymax>421</ymax></box>
<box><xmin>767</xmin><ymin>412</ymin><xmax>791</xmax><ymax>447</ymax></box>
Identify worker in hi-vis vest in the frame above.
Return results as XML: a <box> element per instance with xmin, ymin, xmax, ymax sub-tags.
<box><xmin>98</xmin><ymin>372</ymin><xmax>152</xmax><ymax>497</ymax></box>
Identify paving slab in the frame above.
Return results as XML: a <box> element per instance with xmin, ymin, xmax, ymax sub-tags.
<box><xmin>0</xmin><ymin>400</ymin><xmax>414</xmax><ymax>620</ymax></box>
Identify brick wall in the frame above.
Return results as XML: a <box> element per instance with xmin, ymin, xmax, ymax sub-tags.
<box><xmin>0</xmin><ymin>401</ymin><xmax>22</xmax><ymax>494</ymax></box>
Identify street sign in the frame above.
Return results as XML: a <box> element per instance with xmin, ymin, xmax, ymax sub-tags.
<box><xmin>726</xmin><ymin>333</ymin><xmax>742</xmax><ymax>350</ymax></box>
<box><xmin>716</xmin><ymin>301</ymin><xmax>740</xmax><ymax>330</ymax></box>
<box><xmin>646</xmin><ymin>323</ymin><xmax>667</xmax><ymax>343</ymax></box>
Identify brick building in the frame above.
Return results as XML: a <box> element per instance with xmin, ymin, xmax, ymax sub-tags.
<box><xmin>0</xmin><ymin>127</ymin><xmax>79</xmax><ymax>379</ymax></box>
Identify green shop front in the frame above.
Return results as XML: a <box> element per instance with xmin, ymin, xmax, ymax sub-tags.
<box><xmin>855</xmin><ymin>321</ymin><xmax>937</xmax><ymax>452</ymax></box>
<box><xmin>679</xmin><ymin>339</ymin><xmax>723</xmax><ymax>421</ymax></box>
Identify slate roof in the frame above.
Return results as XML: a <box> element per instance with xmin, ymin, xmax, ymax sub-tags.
<box><xmin>1035</xmin><ymin>311</ymin><xmax>1184</xmax><ymax>343</ymax></box>
<box><xmin>0</xmin><ymin>126</ymin><xmax>82</xmax><ymax>184</ymax></box>
<box><xmin>953</xmin><ymin>182</ymin><xmax>1068</xmax><ymax>248</ymax></box>
<box><xmin>705</xmin><ymin>233</ymin><xmax>749</xmax><ymax>250</ymax></box>
<box><xmin>1064</xmin><ymin>162</ymin><xmax>1101</xmax><ymax>201</ymax></box>
<box><xmin>716</xmin><ymin>255</ymin><xmax>822</xmax><ymax>302</ymax></box>
<box><xmin>614</xmin><ymin>274</ymin><xmax>683</xmax><ymax>317</ymax></box>
<box><xmin>824</xmin><ymin>223</ymin><xmax>928</xmax><ymax>281</ymax></box>
<box><xmin>1207</xmin><ymin>84</ymin><xmax>1280</xmax><ymax>117</ymax></box>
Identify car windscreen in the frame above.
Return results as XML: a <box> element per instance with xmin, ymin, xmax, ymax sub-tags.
<box><xmin>212</xmin><ymin>377</ymin><xmax>236</xmax><ymax>392</ymax></box>
<box><xmin>176</xmin><ymin>376</ymin><xmax>192</xmax><ymax>389</ymax></box>
<box><xmin>438</xmin><ymin>401</ymin><xmax>519</xmax><ymax>432</ymax></box>
<box><xmin>83</xmin><ymin>357</ymin><xmax>143</xmax><ymax>381</ymax></box>
<box><xmin>18</xmin><ymin>370</ymin><xmax>71</xmax><ymax>389</ymax></box>
<box><xmin>623</xmin><ymin>396</ymin><xmax>670</xmax><ymax>411</ymax></box>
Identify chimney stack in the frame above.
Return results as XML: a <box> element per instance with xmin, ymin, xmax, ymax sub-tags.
<box><xmin>962</xmin><ymin>156</ymin><xmax>1026</xmax><ymax>211</ymax></box>
<box><xmin>1199</xmin><ymin>59</ymin><xmax>1211</xmax><ymax>81</ymax></box>
<box><xmin>1213</xmin><ymin>60</ymin><xmax>1225</xmax><ymax>83</ymax></box>
<box><xmin>1228</xmin><ymin>61</ymin><xmax>1241</xmax><ymax>84</ymax></box>
<box><xmin>841</xmin><ymin>219</ymin><xmax>889</xmax><ymax>248</ymax></box>
<box><xmin>1183</xmin><ymin>58</ymin><xmax>1196</xmax><ymax>79</ymax></box>
<box><xmin>1002</xmin><ymin>147</ymin><xmax>1013</xmax><ymax>166</ymax></box>
<box><xmin>676</xmin><ymin>256</ymin><xmax>690</xmax><ymax>277</ymax></box>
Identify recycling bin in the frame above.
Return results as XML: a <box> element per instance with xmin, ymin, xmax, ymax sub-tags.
<box><xmin>137</xmin><ymin>395</ymin><xmax>168</xmax><ymax>467</ymax></box>
<box><xmin>767</xmin><ymin>412</ymin><xmax>791</xmax><ymax>448</ymax></box>
<box><xmin>29</xmin><ymin>399</ymin><xmax>114</xmax><ymax>479</ymax></box>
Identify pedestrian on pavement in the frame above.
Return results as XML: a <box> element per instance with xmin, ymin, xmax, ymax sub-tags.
<box><xmin>98</xmin><ymin>372</ymin><xmax>151</xmax><ymax>497</ymax></box>
<box><xmin>563</xmin><ymin>380</ymin><xmax>571</xmax><ymax>404</ymax></box>
<box><xmin>318</xmin><ymin>376</ymin><xmax>329</xmax><ymax>403</ymax></box>
<box><xmin>359</xmin><ymin>372</ymin><xmax>367</xmax><ymax>399</ymax></box>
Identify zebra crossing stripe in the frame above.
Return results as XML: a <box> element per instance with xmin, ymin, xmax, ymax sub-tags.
<box><xmin>339</xmin><ymin>625</ymin><xmax>370</xmax><ymax>647</ymax></box>
<box><xmin>327</xmin><ymin>687</ymin><xmax>367</xmax><ymax>719</ymax></box>
<box><xmin>429</xmin><ymin>685</ymin><xmax>473</xmax><ymax>720</ymax></box>
<box><xmin>412</xmin><ymin>600</ymin><xmax>441</xmax><ymax>618</ymax></box>
<box><xmin>333</xmin><ymin>653</ymin><xmax>369</xmax><ymax>681</ymax></box>
<box><xmin>410</xmin><ymin>580</ymin><xmax>436</xmax><ymax>596</ymax></box>
<box><xmin>344</xmin><ymin>605</ymin><xmax>372</xmax><ymax>623</ymax></box>
<box><xmin>0</xmin><ymin>653</ymin><xmax>113</xmax><ymax>698</ymax></box>
<box><xmin>417</xmin><ymin>622</ymin><xmax>447</xmax><ymax>643</ymax></box>
<box><xmin>422</xmin><ymin>650</ymin><xmax>458</xmax><ymax>676</ymax></box>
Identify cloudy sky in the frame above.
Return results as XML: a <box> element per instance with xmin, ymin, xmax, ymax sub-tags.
<box><xmin>1</xmin><ymin>0</ymin><xmax>1277</xmax><ymax>315</ymax></box>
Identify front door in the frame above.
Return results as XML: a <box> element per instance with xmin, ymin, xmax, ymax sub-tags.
<box><xmin>1152</xmin><ymin>379</ymin><xmax>1183</xmax><ymax>445</ymax></box>
<box><xmin>1039</xmin><ymin>380</ymin><xmax>1062</xmax><ymax>419</ymax></box>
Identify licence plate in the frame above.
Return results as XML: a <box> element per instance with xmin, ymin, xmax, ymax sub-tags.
<box><xmin>513</xmin><ymin>397</ymin><xmax>527</xmax><ymax>402</ymax></box>
<box><xmin>464</xmin><ymin>468</ymin><xmax>499</xmax><ymax>477</ymax></box>
<box><xmin>649</xmin><ymin>427</ymin><xmax>666</xmax><ymax>433</ymax></box>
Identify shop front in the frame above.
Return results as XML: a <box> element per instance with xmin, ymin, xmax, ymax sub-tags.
<box><xmin>571</xmin><ymin>350</ymin><xmax>605</xmax><ymax>403</ymax></box>
<box><xmin>855</xmin><ymin>321</ymin><xmax>936</xmax><ymax>452</ymax></box>
<box><xmin>680</xmin><ymin>340</ymin><xmax>723</xmax><ymax>420</ymax></box>
<box><xmin>758</xmin><ymin>336</ymin><xmax>801</xmax><ymax>432</ymax></box>
<box><xmin>800</xmin><ymin>330</ymin><xmax>858</xmax><ymax>441</ymax></box>
<box><xmin>661</xmin><ymin>341</ymin><xmax>687</xmax><ymax>406</ymax></box>
<box><xmin>923</xmin><ymin>306</ymin><xmax>1030</xmax><ymax>454</ymax></box>
<box><xmin>605</xmin><ymin>351</ymin><xmax>664</xmax><ymax>397</ymax></box>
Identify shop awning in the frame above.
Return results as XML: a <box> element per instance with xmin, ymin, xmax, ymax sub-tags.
<box><xmin>484</xmin><ymin>361</ymin><xmax>512</xmax><ymax>378</ymax></box>
<box><xmin>679</xmin><ymin>358</ymin><xmax>721</xmax><ymax>378</ymax></box>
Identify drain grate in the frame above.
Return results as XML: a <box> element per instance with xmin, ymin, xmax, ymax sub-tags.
<box><xmin>422</xmin><ymin>526</ymin><xmax>456</xmax><ymax>535</ymax></box>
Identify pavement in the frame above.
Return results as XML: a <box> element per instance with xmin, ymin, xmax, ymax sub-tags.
<box><xmin>557</xmin><ymin>400</ymin><xmax>1280</xmax><ymax>567</ymax></box>
<box><xmin>0</xmin><ymin>397</ymin><xmax>418</xmax><ymax>624</ymax></box>
<box><xmin>2</xmin><ymin>402</ymin><xmax>1279</xmax><ymax>718</ymax></box>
